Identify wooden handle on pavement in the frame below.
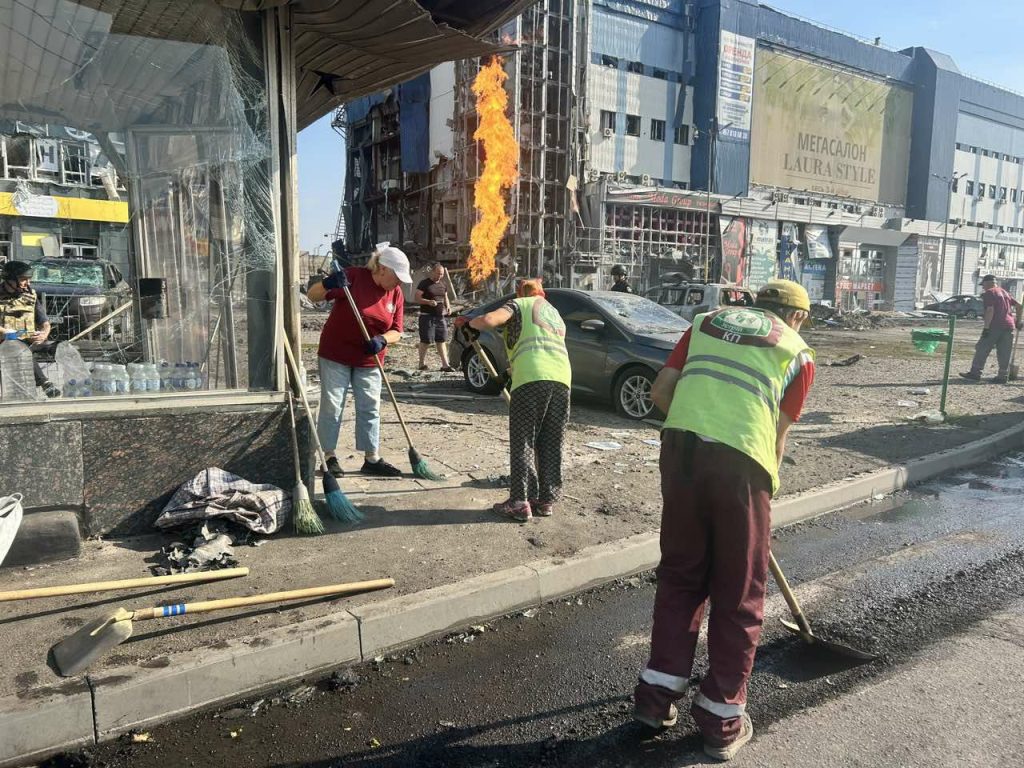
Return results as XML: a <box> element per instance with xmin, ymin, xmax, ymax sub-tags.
<box><xmin>0</xmin><ymin>567</ymin><xmax>250</xmax><ymax>602</ymax></box>
<box><xmin>131</xmin><ymin>578</ymin><xmax>395</xmax><ymax>620</ymax></box>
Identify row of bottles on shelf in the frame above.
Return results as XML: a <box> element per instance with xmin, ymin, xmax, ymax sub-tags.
<box><xmin>64</xmin><ymin>362</ymin><xmax>207</xmax><ymax>398</ymax></box>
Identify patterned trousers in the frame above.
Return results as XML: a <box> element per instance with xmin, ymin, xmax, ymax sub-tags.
<box><xmin>508</xmin><ymin>380</ymin><xmax>570</xmax><ymax>503</ymax></box>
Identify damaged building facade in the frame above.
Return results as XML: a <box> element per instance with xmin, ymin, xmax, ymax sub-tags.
<box><xmin>338</xmin><ymin>0</ymin><xmax>1024</xmax><ymax>308</ymax></box>
<box><xmin>0</xmin><ymin>0</ymin><xmax>534</xmax><ymax>537</ymax></box>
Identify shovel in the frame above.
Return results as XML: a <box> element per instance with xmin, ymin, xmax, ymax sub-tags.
<box><xmin>768</xmin><ymin>551</ymin><xmax>876</xmax><ymax>661</ymax></box>
<box><xmin>52</xmin><ymin>578</ymin><xmax>395</xmax><ymax>676</ymax></box>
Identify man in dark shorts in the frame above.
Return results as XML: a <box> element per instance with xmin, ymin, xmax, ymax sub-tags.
<box><xmin>415</xmin><ymin>262</ymin><xmax>453</xmax><ymax>372</ymax></box>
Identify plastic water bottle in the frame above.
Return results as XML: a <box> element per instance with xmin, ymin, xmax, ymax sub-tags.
<box><xmin>146</xmin><ymin>363</ymin><xmax>160</xmax><ymax>392</ymax></box>
<box><xmin>128</xmin><ymin>364</ymin><xmax>145</xmax><ymax>393</ymax></box>
<box><xmin>114</xmin><ymin>364</ymin><xmax>130</xmax><ymax>395</ymax></box>
<box><xmin>1</xmin><ymin>341</ymin><xmax>41</xmax><ymax>401</ymax></box>
<box><xmin>183</xmin><ymin>362</ymin><xmax>197</xmax><ymax>391</ymax></box>
<box><xmin>160</xmin><ymin>362</ymin><xmax>172</xmax><ymax>391</ymax></box>
<box><xmin>65</xmin><ymin>379</ymin><xmax>78</xmax><ymax>398</ymax></box>
<box><xmin>79</xmin><ymin>377</ymin><xmax>93</xmax><ymax>398</ymax></box>
<box><xmin>89</xmin><ymin>364</ymin><xmax>105</xmax><ymax>395</ymax></box>
<box><xmin>56</xmin><ymin>342</ymin><xmax>91</xmax><ymax>390</ymax></box>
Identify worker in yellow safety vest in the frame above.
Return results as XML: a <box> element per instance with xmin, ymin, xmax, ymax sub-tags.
<box><xmin>455</xmin><ymin>278</ymin><xmax>571</xmax><ymax>522</ymax></box>
<box><xmin>632</xmin><ymin>279</ymin><xmax>815</xmax><ymax>762</ymax></box>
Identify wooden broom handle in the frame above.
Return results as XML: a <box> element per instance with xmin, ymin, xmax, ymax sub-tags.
<box><xmin>340</xmin><ymin>285</ymin><xmax>414</xmax><ymax>445</ymax></box>
<box><xmin>0</xmin><ymin>567</ymin><xmax>250</xmax><ymax>602</ymax></box>
<box><xmin>469</xmin><ymin>335</ymin><xmax>511</xmax><ymax>404</ymax></box>
<box><xmin>282</xmin><ymin>339</ymin><xmax>334</xmax><ymax>474</ymax></box>
<box><xmin>131</xmin><ymin>578</ymin><xmax>394</xmax><ymax>620</ymax></box>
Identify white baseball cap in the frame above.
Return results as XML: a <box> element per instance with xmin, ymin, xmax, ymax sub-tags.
<box><xmin>375</xmin><ymin>242</ymin><xmax>412</xmax><ymax>284</ymax></box>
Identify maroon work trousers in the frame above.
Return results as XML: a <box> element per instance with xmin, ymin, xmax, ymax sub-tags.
<box><xmin>642</xmin><ymin>430</ymin><xmax>773</xmax><ymax>744</ymax></box>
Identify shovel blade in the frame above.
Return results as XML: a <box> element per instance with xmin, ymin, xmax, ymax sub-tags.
<box><xmin>52</xmin><ymin>611</ymin><xmax>134</xmax><ymax>677</ymax></box>
<box><xmin>779</xmin><ymin>618</ymin><xmax>877</xmax><ymax>661</ymax></box>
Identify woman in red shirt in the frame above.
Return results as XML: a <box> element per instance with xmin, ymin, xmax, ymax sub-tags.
<box><xmin>307</xmin><ymin>244</ymin><xmax>412</xmax><ymax>478</ymax></box>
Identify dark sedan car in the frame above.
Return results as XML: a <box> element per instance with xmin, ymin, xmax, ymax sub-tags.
<box><xmin>449</xmin><ymin>289</ymin><xmax>690</xmax><ymax>420</ymax></box>
<box><xmin>923</xmin><ymin>295</ymin><xmax>983</xmax><ymax>319</ymax></box>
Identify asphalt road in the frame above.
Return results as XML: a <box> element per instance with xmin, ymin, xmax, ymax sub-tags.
<box><xmin>50</xmin><ymin>453</ymin><xmax>1024</xmax><ymax>768</ymax></box>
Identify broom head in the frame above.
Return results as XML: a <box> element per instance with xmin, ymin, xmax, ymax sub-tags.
<box><xmin>409</xmin><ymin>447</ymin><xmax>443</xmax><ymax>481</ymax></box>
<box><xmin>323</xmin><ymin>472</ymin><xmax>363</xmax><ymax>523</ymax></box>
<box><xmin>292</xmin><ymin>482</ymin><xmax>325</xmax><ymax>535</ymax></box>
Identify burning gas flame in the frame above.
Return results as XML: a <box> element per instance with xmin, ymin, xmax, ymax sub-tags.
<box><xmin>469</xmin><ymin>57</ymin><xmax>518</xmax><ymax>286</ymax></box>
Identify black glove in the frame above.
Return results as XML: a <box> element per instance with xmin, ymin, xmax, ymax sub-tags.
<box><xmin>981</xmin><ymin>328</ymin><xmax>991</xmax><ymax>338</ymax></box>
<box><xmin>365</xmin><ymin>334</ymin><xmax>388</xmax><ymax>355</ymax></box>
<box><xmin>322</xmin><ymin>269</ymin><xmax>350</xmax><ymax>291</ymax></box>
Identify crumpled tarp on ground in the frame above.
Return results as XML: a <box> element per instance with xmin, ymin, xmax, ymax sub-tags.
<box><xmin>154</xmin><ymin>467</ymin><xmax>290</xmax><ymax>535</ymax></box>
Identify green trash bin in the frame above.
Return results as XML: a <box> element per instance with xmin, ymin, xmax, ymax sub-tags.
<box><xmin>911</xmin><ymin>328</ymin><xmax>952</xmax><ymax>355</ymax></box>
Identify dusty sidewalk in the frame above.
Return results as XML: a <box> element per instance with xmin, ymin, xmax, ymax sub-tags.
<box><xmin>2</xmin><ymin>317</ymin><xmax>1023</xmax><ymax>705</ymax></box>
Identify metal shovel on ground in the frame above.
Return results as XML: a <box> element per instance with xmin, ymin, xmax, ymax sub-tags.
<box><xmin>769</xmin><ymin>551</ymin><xmax>876</xmax><ymax>661</ymax></box>
<box><xmin>52</xmin><ymin>578</ymin><xmax>395</xmax><ymax>676</ymax></box>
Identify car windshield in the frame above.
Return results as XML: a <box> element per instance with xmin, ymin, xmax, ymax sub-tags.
<box><xmin>30</xmin><ymin>261</ymin><xmax>103</xmax><ymax>287</ymax></box>
<box><xmin>591</xmin><ymin>293</ymin><xmax>690</xmax><ymax>334</ymax></box>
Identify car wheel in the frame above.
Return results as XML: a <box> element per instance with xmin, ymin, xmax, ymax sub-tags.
<box><xmin>964</xmin><ymin>310</ymin><xmax>978</xmax><ymax>320</ymax></box>
<box><xmin>462</xmin><ymin>346</ymin><xmax>502</xmax><ymax>395</ymax></box>
<box><xmin>614</xmin><ymin>366</ymin><xmax>658</xmax><ymax>421</ymax></box>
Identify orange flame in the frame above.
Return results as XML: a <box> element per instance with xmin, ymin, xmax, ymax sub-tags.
<box><xmin>469</xmin><ymin>57</ymin><xmax>518</xmax><ymax>286</ymax></box>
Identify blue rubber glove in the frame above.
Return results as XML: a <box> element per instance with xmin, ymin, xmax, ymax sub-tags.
<box><xmin>365</xmin><ymin>335</ymin><xmax>388</xmax><ymax>355</ymax></box>
<box><xmin>322</xmin><ymin>269</ymin><xmax>350</xmax><ymax>291</ymax></box>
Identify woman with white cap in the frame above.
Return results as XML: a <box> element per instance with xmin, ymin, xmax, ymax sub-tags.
<box><xmin>307</xmin><ymin>243</ymin><xmax>413</xmax><ymax>478</ymax></box>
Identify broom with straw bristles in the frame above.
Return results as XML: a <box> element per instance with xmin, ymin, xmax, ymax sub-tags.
<box><xmin>286</xmin><ymin>391</ymin><xmax>324</xmax><ymax>535</ymax></box>
<box><xmin>283</xmin><ymin>341</ymin><xmax>364</xmax><ymax>523</ymax></box>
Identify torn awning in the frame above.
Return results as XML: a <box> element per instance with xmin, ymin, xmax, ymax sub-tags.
<box><xmin>287</xmin><ymin>0</ymin><xmax>528</xmax><ymax>129</ymax></box>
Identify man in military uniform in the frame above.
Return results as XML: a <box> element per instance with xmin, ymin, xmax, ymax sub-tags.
<box><xmin>610</xmin><ymin>264</ymin><xmax>633</xmax><ymax>293</ymax></box>
<box><xmin>1</xmin><ymin>261</ymin><xmax>60</xmax><ymax>398</ymax></box>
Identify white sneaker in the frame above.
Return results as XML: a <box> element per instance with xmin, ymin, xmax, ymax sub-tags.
<box><xmin>703</xmin><ymin>713</ymin><xmax>753</xmax><ymax>762</ymax></box>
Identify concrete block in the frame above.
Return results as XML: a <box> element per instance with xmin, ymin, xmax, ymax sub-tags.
<box><xmin>0</xmin><ymin>685</ymin><xmax>94</xmax><ymax>768</ymax></box>
<box><xmin>90</xmin><ymin>610</ymin><xmax>360</xmax><ymax>739</ymax></box>
<box><xmin>529</xmin><ymin>533</ymin><xmax>660</xmax><ymax>602</ymax></box>
<box><xmin>1</xmin><ymin>509</ymin><xmax>81</xmax><ymax>568</ymax></box>
<box><xmin>351</xmin><ymin>566</ymin><xmax>540</xmax><ymax>658</ymax></box>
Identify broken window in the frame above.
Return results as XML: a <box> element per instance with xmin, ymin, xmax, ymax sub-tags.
<box><xmin>0</xmin><ymin>0</ymin><xmax>277</xmax><ymax>404</ymax></box>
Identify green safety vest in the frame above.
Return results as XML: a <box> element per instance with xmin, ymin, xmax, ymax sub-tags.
<box><xmin>663</xmin><ymin>307</ymin><xmax>812</xmax><ymax>494</ymax></box>
<box><xmin>0</xmin><ymin>288</ymin><xmax>37</xmax><ymax>334</ymax></box>
<box><xmin>503</xmin><ymin>297</ymin><xmax>572</xmax><ymax>391</ymax></box>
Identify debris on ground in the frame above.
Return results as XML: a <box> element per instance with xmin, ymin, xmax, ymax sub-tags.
<box><xmin>828</xmin><ymin>354</ymin><xmax>864</xmax><ymax>367</ymax></box>
<box><xmin>154</xmin><ymin>521</ymin><xmax>240</xmax><ymax>574</ymax></box>
<box><xmin>130</xmin><ymin>732</ymin><xmax>151</xmax><ymax>743</ymax></box>
<box><xmin>585</xmin><ymin>441</ymin><xmax>623</xmax><ymax>451</ymax></box>
<box><xmin>328</xmin><ymin>669</ymin><xmax>362</xmax><ymax>692</ymax></box>
<box><xmin>912</xmin><ymin>410</ymin><xmax>945</xmax><ymax>425</ymax></box>
<box><xmin>896</xmin><ymin>400</ymin><xmax>919</xmax><ymax>408</ymax></box>
<box><xmin>909</xmin><ymin>387</ymin><xmax>931</xmax><ymax>395</ymax></box>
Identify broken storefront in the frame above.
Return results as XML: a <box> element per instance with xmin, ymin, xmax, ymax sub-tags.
<box><xmin>0</xmin><ymin>0</ymin><xmax>529</xmax><ymax>539</ymax></box>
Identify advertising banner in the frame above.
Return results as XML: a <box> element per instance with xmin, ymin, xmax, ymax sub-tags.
<box><xmin>749</xmin><ymin>48</ymin><xmax>913</xmax><ymax>204</ymax></box>
<box><xmin>801</xmin><ymin>260</ymin><xmax>828</xmax><ymax>301</ymax></box>
<box><xmin>719</xmin><ymin>216</ymin><xmax>747</xmax><ymax>284</ymax></box>
<box><xmin>746</xmin><ymin>219</ymin><xmax>777</xmax><ymax>290</ymax></box>
<box><xmin>916</xmin><ymin>237</ymin><xmax>942</xmax><ymax>302</ymax></box>
<box><xmin>779</xmin><ymin>222</ymin><xmax>800</xmax><ymax>281</ymax></box>
<box><xmin>717</xmin><ymin>31</ymin><xmax>755</xmax><ymax>142</ymax></box>
<box><xmin>35</xmin><ymin>138</ymin><xmax>59</xmax><ymax>173</ymax></box>
<box><xmin>804</xmin><ymin>224</ymin><xmax>833</xmax><ymax>261</ymax></box>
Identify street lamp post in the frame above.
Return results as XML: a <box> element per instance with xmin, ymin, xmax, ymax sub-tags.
<box><xmin>933</xmin><ymin>171</ymin><xmax>967</xmax><ymax>294</ymax></box>
<box><xmin>703</xmin><ymin>118</ymin><xmax>734</xmax><ymax>281</ymax></box>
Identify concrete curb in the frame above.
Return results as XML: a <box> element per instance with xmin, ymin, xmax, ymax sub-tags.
<box><xmin>3</xmin><ymin>422</ymin><xmax>1023</xmax><ymax>766</ymax></box>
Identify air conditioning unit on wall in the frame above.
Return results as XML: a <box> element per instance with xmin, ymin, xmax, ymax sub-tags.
<box><xmin>602</xmin><ymin>128</ymin><xmax>614</xmax><ymax>139</ymax></box>
<box><xmin>641</xmin><ymin>174</ymin><xmax>652</xmax><ymax>185</ymax></box>
<box><xmin>588</xmin><ymin>168</ymin><xmax>601</xmax><ymax>182</ymax></box>
<box><xmin>616</xmin><ymin>171</ymin><xmax>628</xmax><ymax>182</ymax></box>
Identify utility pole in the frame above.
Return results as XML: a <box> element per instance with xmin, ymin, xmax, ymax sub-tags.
<box><xmin>703</xmin><ymin>118</ymin><xmax>733</xmax><ymax>282</ymax></box>
<box><xmin>932</xmin><ymin>171</ymin><xmax>967</xmax><ymax>294</ymax></box>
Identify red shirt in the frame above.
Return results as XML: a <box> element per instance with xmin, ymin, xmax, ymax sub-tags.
<box><xmin>983</xmin><ymin>286</ymin><xmax>1018</xmax><ymax>331</ymax></box>
<box><xmin>318</xmin><ymin>267</ymin><xmax>404</xmax><ymax>367</ymax></box>
<box><xmin>665</xmin><ymin>328</ymin><xmax>815</xmax><ymax>421</ymax></box>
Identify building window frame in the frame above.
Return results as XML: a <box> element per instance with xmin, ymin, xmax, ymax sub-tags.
<box><xmin>625</xmin><ymin>114</ymin><xmax>641</xmax><ymax>137</ymax></box>
<box><xmin>650</xmin><ymin>118</ymin><xmax>666</xmax><ymax>142</ymax></box>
